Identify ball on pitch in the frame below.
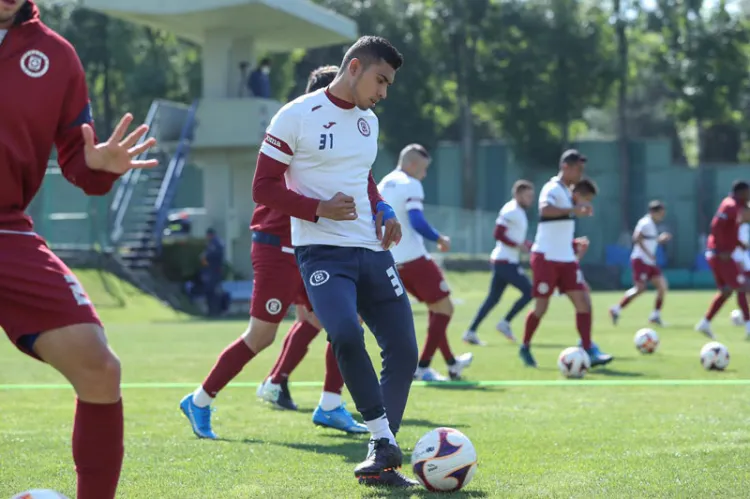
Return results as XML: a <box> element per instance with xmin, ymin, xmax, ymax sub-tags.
<box><xmin>557</xmin><ymin>347</ymin><xmax>591</xmax><ymax>378</ymax></box>
<box><xmin>11</xmin><ymin>491</ymin><xmax>69</xmax><ymax>499</ymax></box>
<box><xmin>634</xmin><ymin>328</ymin><xmax>659</xmax><ymax>354</ymax></box>
<box><xmin>730</xmin><ymin>309</ymin><xmax>743</xmax><ymax>326</ymax></box>
<box><xmin>411</xmin><ymin>427</ymin><xmax>477</xmax><ymax>492</ymax></box>
<box><xmin>700</xmin><ymin>341</ymin><xmax>730</xmax><ymax>371</ymax></box>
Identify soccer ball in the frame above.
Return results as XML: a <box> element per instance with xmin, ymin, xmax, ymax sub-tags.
<box><xmin>730</xmin><ymin>309</ymin><xmax>743</xmax><ymax>326</ymax></box>
<box><xmin>557</xmin><ymin>347</ymin><xmax>591</xmax><ymax>378</ymax></box>
<box><xmin>11</xmin><ymin>491</ymin><xmax>69</xmax><ymax>499</ymax></box>
<box><xmin>700</xmin><ymin>342</ymin><xmax>730</xmax><ymax>371</ymax></box>
<box><xmin>411</xmin><ymin>427</ymin><xmax>477</xmax><ymax>492</ymax></box>
<box><xmin>634</xmin><ymin>328</ymin><xmax>659</xmax><ymax>354</ymax></box>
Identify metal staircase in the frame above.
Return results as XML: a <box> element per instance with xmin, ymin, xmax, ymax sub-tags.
<box><xmin>108</xmin><ymin>99</ymin><xmax>199</xmax><ymax>310</ymax></box>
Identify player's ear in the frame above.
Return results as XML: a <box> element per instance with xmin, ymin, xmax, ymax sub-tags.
<box><xmin>349</xmin><ymin>58</ymin><xmax>361</xmax><ymax>76</ymax></box>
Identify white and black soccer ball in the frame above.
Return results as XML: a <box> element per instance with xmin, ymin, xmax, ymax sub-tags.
<box><xmin>634</xmin><ymin>328</ymin><xmax>659</xmax><ymax>354</ymax></box>
<box><xmin>11</xmin><ymin>491</ymin><xmax>69</xmax><ymax>499</ymax></box>
<box><xmin>700</xmin><ymin>341</ymin><xmax>730</xmax><ymax>371</ymax></box>
<box><xmin>557</xmin><ymin>347</ymin><xmax>591</xmax><ymax>378</ymax></box>
<box><xmin>730</xmin><ymin>309</ymin><xmax>744</xmax><ymax>326</ymax></box>
<box><xmin>412</xmin><ymin>427</ymin><xmax>478</xmax><ymax>492</ymax></box>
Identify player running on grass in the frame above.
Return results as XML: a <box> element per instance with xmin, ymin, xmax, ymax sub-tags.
<box><xmin>695</xmin><ymin>181</ymin><xmax>750</xmax><ymax>338</ymax></box>
<box><xmin>520</xmin><ymin>150</ymin><xmax>613</xmax><ymax>368</ymax></box>
<box><xmin>378</xmin><ymin>144</ymin><xmax>473</xmax><ymax>382</ymax></box>
<box><xmin>254</xmin><ymin>65</ymin><xmax>366</xmax><ymax>433</ymax></box>
<box><xmin>180</xmin><ymin>65</ymin><xmax>366</xmax><ymax>438</ymax></box>
<box><xmin>463</xmin><ymin>180</ymin><xmax>535</xmax><ymax>346</ymax></box>
<box><xmin>252</xmin><ymin>36</ymin><xmax>420</xmax><ymax>487</ymax></box>
<box><xmin>609</xmin><ymin>201</ymin><xmax>672</xmax><ymax>326</ymax></box>
<box><xmin>1</xmin><ymin>1</ymin><xmax>159</xmax><ymax>497</ymax></box>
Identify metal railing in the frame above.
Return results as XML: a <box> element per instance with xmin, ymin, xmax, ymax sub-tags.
<box><xmin>152</xmin><ymin>100</ymin><xmax>200</xmax><ymax>253</ymax></box>
<box><xmin>109</xmin><ymin>101</ymin><xmax>161</xmax><ymax>243</ymax></box>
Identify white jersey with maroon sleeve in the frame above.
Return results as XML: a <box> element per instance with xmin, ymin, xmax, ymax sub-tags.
<box><xmin>631</xmin><ymin>215</ymin><xmax>659</xmax><ymax>265</ymax></box>
<box><xmin>732</xmin><ymin>223</ymin><xmax>750</xmax><ymax>271</ymax></box>
<box><xmin>259</xmin><ymin>88</ymin><xmax>382</xmax><ymax>251</ymax></box>
<box><xmin>531</xmin><ymin>177</ymin><xmax>576</xmax><ymax>262</ymax></box>
<box><xmin>490</xmin><ymin>199</ymin><xmax>528</xmax><ymax>263</ymax></box>
<box><xmin>377</xmin><ymin>169</ymin><xmax>427</xmax><ymax>264</ymax></box>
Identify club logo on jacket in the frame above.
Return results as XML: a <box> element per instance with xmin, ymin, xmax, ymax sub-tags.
<box><xmin>357</xmin><ymin>118</ymin><xmax>370</xmax><ymax>137</ymax></box>
<box><xmin>20</xmin><ymin>50</ymin><xmax>50</xmax><ymax>78</ymax></box>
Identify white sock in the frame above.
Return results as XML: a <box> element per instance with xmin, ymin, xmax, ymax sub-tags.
<box><xmin>745</xmin><ymin>321</ymin><xmax>750</xmax><ymax>333</ymax></box>
<box><xmin>365</xmin><ymin>415</ymin><xmax>397</xmax><ymax>445</ymax></box>
<box><xmin>699</xmin><ymin>317</ymin><xmax>710</xmax><ymax>327</ymax></box>
<box><xmin>319</xmin><ymin>391</ymin><xmax>342</xmax><ymax>411</ymax></box>
<box><xmin>192</xmin><ymin>386</ymin><xmax>213</xmax><ymax>408</ymax></box>
<box><xmin>650</xmin><ymin>310</ymin><xmax>660</xmax><ymax>318</ymax></box>
<box><xmin>611</xmin><ymin>304</ymin><xmax>621</xmax><ymax>313</ymax></box>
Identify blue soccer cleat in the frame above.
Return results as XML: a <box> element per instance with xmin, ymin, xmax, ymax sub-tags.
<box><xmin>313</xmin><ymin>403</ymin><xmax>368</xmax><ymax>434</ymax></box>
<box><xmin>180</xmin><ymin>394</ymin><xmax>217</xmax><ymax>439</ymax></box>
<box><xmin>577</xmin><ymin>341</ymin><xmax>614</xmax><ymax>367</ymax></box>
<box><xmin>519</xmin><ymin>345</ymin><xmax>537</xmax><ymax>367</ymax></box>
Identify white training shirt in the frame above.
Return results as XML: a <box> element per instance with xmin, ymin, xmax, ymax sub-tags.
<box><xmin>259</xmin><ymin>89</ymin><xmax>382</xmax><ymax>250</ymax></box>
<box><xmin>531</xmin><ymin>177</ymin><xmax>576</xmax><ymax>262</ymax></box>
<box><xmin>732</xmin><ymin>223</ymin><xmax>750</xmax><ymax>271</ymax></box>
<box><xmin>378</xmin><ymin>169</ymin><xmax>428</xmax><ymax>264</ymax></box>
<box><xmin>631</xmin><ymin>215</ymin><xmax>659</xmax><ymax>265</ymax></box>
<box><xmin>490</xmin><ymin>199</ymin><xmax>528</xmax><ymax>263</ymax></box>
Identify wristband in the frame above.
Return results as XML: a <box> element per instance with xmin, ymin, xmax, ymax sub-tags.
<box><xmin>375</xmin><ymin>201</ymin><xmax>396</xmax><ymax>222</ymax></box>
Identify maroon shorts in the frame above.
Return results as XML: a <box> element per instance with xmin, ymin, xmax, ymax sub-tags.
<box><xmin>708</xmin><ymin>254</ymin><xmax>743</xmax><ymax>290</ymax></box>
<box><xmin>250</xmin><ymin>242</ymin><xmax>311</xmax><ymax>323</ymax></box>
<box><xmin>0</xmin><ymin>233</ymin><xmax>101</xmax><ymax>358</ymax></box>
<box><xmin>631</xmin><ymin>258</ymin><xmax>662</xmax><ymax>284</ymax></box>
<box><xmin>530</xmin><ymin>252</ymin><xmax>584</xmax><ymax>298</ymax></box>
<box><xmin>397</xmin><ymin>256</ymin><xmax>450</xmax><ymax>304</ymax></box>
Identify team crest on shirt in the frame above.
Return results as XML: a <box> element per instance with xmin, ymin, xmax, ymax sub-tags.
<box><xmin>20</xmin><ymin>50</ymin><xmax>50</xmax><ymax>78</ymax></box>
<box><xmin>357</xmin><ymin>118</ymin><xmax>371</xmax><ymax>137</ymax></box>
<box><xmin>265</xmin><ymin>298</ymin><xmax>282</xmax><ymax>315</ymax></box>
<box><xmin>309</xmin><ymin>270</ymin><xmax>330</xmax><ymax>286</ymax></box>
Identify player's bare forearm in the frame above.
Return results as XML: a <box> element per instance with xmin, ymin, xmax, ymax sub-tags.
<box><xmin>252</xmin><ymin>153</ymin><xmax>320</xmax><ymax>222</ymax></box>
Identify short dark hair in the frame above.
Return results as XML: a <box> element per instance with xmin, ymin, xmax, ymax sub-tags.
<box><xmin>259</xmin><ymin>57</ymin><xmax>271</xmax><ymax>67</ymax></box>
<box><xmin>732</xmin><ymin>180</ymin><xmax>750</xmax><ymax>195</ymax></box>
<box><xmin>341</xmin><ymin>36</ymin><xmax>403</xmax><ymax>72</ymax></box>
<box><xmin>648</xmin><ymin>200</ymin><xmax>665</xmax><ymax>212</ymax></box>
<box><xmin>573</xmin><ymin>178</ymin><xmax>599</xmax><ymax>196</ymax></box>
<box><xmin>512</xmin><ymin>180</ymin><xmax>534</xmax><ymax>196</ymax></box>
<box><xmin>306</xmin><ymin>65</ymin><xmax>338</xmax><ymax>93</ymax></box>
<box><xmin>561</xmin><ymin>149</ymin><xmax>587</xmax><ymax>165</ymax></box>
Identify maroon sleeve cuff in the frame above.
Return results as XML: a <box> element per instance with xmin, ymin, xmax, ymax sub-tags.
<box><xmin>367</xmin><ymin>172</ymin><xmax>384</xmax><ymax>215</ymax></box>
<box><xmin>59</xmin><ymin>149</ymin><xmax>121</xmax><ymax>196</ymax></box>
<box><xmin>252</xmin><ymin>153</ymin><xmax>320</xmax><ymax>222</ymax></box>
<box><xmin>494</xmin><ymin>225</ymin><xmax>517</xmax><ymax>247</ymax></box>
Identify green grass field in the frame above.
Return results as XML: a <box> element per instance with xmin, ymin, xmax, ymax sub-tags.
<box><xmin>2</xmin><ymin>269</ymin><xmax>750</xmax><ymax>498</ymax></box>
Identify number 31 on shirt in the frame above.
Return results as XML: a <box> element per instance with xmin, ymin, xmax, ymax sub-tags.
<box><xmin>319</xmin><ymin>133</ymin><xmax>334</xmax><ymax>150</ymax></box>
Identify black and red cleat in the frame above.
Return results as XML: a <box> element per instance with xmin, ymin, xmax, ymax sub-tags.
<box><xmin>354</xmin><ymin>438</ymin><xmax>417</xmax><ymax>487</ymax></box>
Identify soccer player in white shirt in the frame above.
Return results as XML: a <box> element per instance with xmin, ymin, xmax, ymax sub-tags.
<box><xmin>609</xmin><ymin>201</ymin><xmax>672</xmax><ymax>325</ymax></box>
<box><xmin>520</xmin><ymin>150</ymin><xmax>613</xmax><ymax>368</ymax></box>
<box><xmin>729</xmin><ymin>222</ymin><xmax>750</xmax><ymax>335</ymax></box>
<box><xmin>463</xmin><ymin>180</ymin><xmax>535</xmax><ymax>345</ymax></box>
<box><xmin>252</xmin><ymin>36</ymin><xmax>419</xmax><ymax>488</ymax></box>
<box><xmin>378</xmin><ymin>144</ymin><xmax>473</xmax><ymax>382</ymax></box>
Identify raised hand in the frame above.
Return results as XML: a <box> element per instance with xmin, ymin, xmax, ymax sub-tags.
<box><xmin>83</xmin><ymin>113</ymin><xmax>158</xmax><ymax>174</ymax></box>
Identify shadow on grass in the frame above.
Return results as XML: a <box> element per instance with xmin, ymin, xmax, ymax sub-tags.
<box><xmin>593</xmin><ymin>368</ymin><xmax>644</xmax><ymax>377</ymax></box>
<box><xmin>421</xmin><ymin>381</ymin><xmax>500</xmax><ymax>393</ymax></box>
<box><xmin>360</xmin><ymin>487</ymin><xmax>488</xmax><ymax>498</ymax></box>
<box><xmin>401</xmin><ymin>417</ymin><xmax>470</xmax><ymax>430</ymax></box>
<box><xmin>532</xmin><ymin>343</ymin><xmax>571</xmax><ymax>350</ymax></box>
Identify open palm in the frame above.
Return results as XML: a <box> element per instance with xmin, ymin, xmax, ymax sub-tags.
<box><xmin>83</xmin><ymin>113</ymin><xmax>159</xmax><ymax>174</ymax></box>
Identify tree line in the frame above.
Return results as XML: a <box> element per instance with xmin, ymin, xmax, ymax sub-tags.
<box><xmin>38</xmin><ymin>0</ymin><xmax>750</xmax><ymax>209</ymax></box>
